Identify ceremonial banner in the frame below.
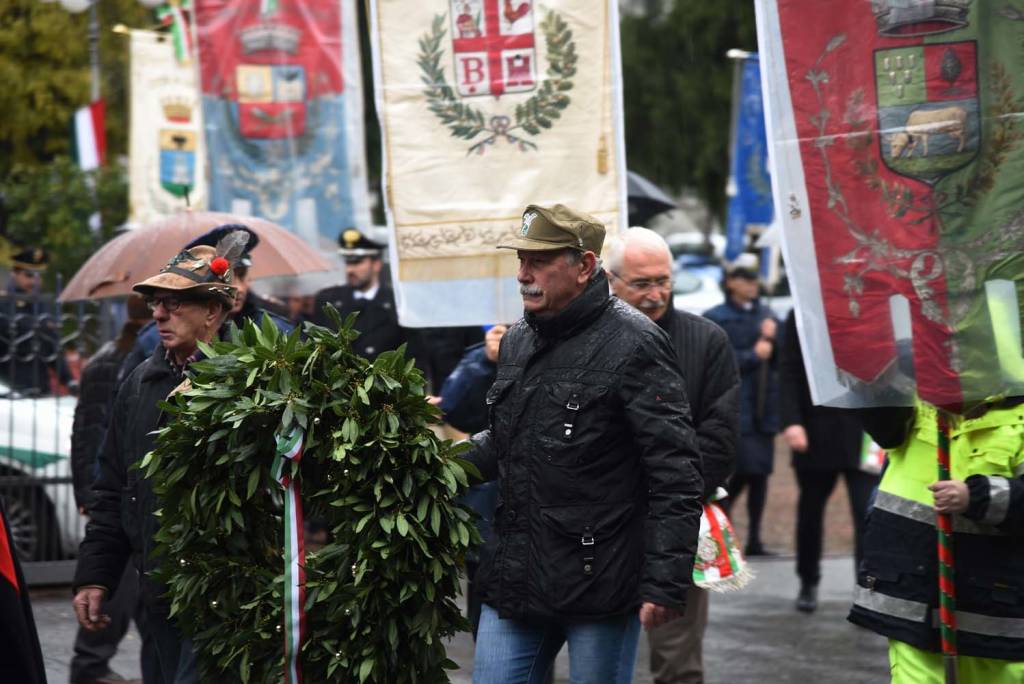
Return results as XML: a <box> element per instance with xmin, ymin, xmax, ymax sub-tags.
<box><xmin>193</xmin><ymin>0</ymin><xmax>371</xmax><ymax>247</ymax></box>
<box><xmin>756</xmin><ymin>1</ymin><xmax>1024</xmax><ymax>408</ymax></box>
<box><xmin>725</xmin><ymin>56</ymin><xmax>774</xmax><ymax>262</ymax></box>
<box><xmin>128</xmin><ymin>30</ymin><xmax>206</xmax><ymax>224</ymax></box>
<box><xmin>370</xmin><ymin>0</ymin><xmax>627</xmax><ymax>326</ymax></box>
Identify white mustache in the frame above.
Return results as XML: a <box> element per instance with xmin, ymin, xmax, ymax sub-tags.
<box><xmin>638</xmin><ymin>299</ymin><xmax>663</xmax><ymax>310</ymax></box>
<box><xmin>520</xmin><ymin>285</ymin><xmax>543</xmax><ymax>296</ymax></box>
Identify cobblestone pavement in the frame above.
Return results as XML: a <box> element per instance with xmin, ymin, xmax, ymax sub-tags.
<box><xmin>35</xmin><ymin>440</ymin><xmax>888</xmax><ymax>682</ymax></box>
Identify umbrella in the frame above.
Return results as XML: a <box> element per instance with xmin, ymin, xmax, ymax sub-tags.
<box><xmin>58</xmin><ymin>211</ymin><xmax>335</xmax><ymax>302</ymax></box>
<box><xmin>627</xmin><ymin>170</ymin><xmax>679</xmax><ymax>226</ymax></box>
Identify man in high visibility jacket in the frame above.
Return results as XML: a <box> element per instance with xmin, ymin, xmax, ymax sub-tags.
<box><xmin>850</xmin><ymin>401</ymin><xmax>1024</xmax><ymax>683</ymax></box>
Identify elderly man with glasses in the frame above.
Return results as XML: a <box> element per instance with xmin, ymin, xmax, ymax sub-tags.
<box><xmin>606</xmin><ymin>227</ymin><xmax>740</xmax><ymax>684</ymax></box>
<box><xmin>72</xmin><ymin>238</ymin><xmax>241</xmax><ymax>684</ymax></box>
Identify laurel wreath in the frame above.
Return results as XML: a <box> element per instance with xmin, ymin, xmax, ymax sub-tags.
<box><xmin>417</xmin><ymin>9</ymin><xmax>576</xmax><ymax>155</ymax></box>
<box><xmin>144</xmin><ymin>314</ymin><xmax>477</xmax><ymax>682</ymax></box>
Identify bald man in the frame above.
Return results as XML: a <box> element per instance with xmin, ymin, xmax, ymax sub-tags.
<box><xmin>606</xmin><ymin>228</ymin><xmax>740</xmax><ymax>684</ymax></box>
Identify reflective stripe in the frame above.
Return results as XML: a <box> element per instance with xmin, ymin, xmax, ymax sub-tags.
<box><xmin>984</xmin><ymin>476</ymin><xmax>1011</xmax><ymax>525</ymax></box>
<box><xmin>874</xmin><ymin>490</ymin><xmax>1005</xmax><ymax>536</ymax></box>
<box><xmin>858</xmin><ymin>585</ymin><xmax>1024</xmax><ymax>639</ymax></box>
<box><xmin>933</xmin><ymin>610</ymin><xmax>1024</xmax><ymax>639</ymax></box>
<box><xmin>853</xmin><ymin>585</ymin><xmax>929</xmax><ymax>623</ymax></box>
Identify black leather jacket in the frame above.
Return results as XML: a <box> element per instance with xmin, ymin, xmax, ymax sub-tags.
<box><xmin>467</xmin><ymin>272</ymin><xmax>704</xmax><ymax>620</ymax></box>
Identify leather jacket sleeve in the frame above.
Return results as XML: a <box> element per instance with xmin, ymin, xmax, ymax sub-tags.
<box><xmin>619</xmin><ymin>329</ymin><xmax>704</xmax><ymax>612</ymax></box>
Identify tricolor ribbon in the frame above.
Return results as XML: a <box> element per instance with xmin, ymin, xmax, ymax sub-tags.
<box><xmin>274</xmin><ymin>426</ymin><xmax>306</xmax><ymax>684</ymax></box>
<box><xmin>156</xmin><ymin>1</ymin><xmax>194</xmax><ymax>64</ymax></box>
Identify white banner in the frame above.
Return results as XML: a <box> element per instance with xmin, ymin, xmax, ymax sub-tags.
<box><xmin>128</xmin><ymin>30</ymin><xmax>207</xmax><ymax>225</ymax></box>
<box><xmin>370</xmin><ymin>0</ymin><xmax>628</xmax><ymax>326</ymax></box>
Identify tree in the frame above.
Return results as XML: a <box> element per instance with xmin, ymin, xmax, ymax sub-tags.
<box><xmin>0</xmin><ymin>158</ymin><xmax>126</xmax><ymax>289</ymax></box>
<box><xmin>0</xmin><ymin>0</ymin><xmax>150</xmax><ymax>174</ymax></box>
<box><xmin>620</xmin><ymin>1</ymin><xmax>758</xmax><ymax>222</ymax></box>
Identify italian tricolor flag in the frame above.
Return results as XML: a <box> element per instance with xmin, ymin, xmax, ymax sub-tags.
<box><xmin>73</xmin><ymin>100</ymin><xmax>107</xmax><ymax>171</ymax></box>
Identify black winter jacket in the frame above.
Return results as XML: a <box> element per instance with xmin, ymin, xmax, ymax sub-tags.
<box><xmin>467</xmin><ymin>272</ymin><xmax>704</xmax><ymax>620</ymax></box>
<box><xmin>779</xmin><ymin>311</ymin><xmax>864</xmax><ymax>472</ymax></box>
<box><xmin>73</xmin><ymin>347</ymin><xmax>184</xmax><ymax>610</ymax></box>
<box><xmin>71</xmin><ymin>341</ymin><xmax>129</xmax><ymax>509</ymax></box>
<box><xmin>656</xmin><ymin>305</ymin><xmax>739</xmax><ymax>499</ymax></box>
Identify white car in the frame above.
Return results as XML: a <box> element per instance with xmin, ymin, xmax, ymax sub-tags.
<box><xmin>0</xmin><ymin>381</ymin><xmax>83</xmax><ymax>561</ymax></box>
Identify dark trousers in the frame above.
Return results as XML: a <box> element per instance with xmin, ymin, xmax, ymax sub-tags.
<box><xmin>726</xmin><ymin>473</ymin><xmax>769</xmax><ymax>547</ymax></box>
<box><xmin>794</xmin><ymin>468</ymin><xmax>878</xmax><ymax>585</ymax></box>
<box><xmin>70</xmin><ymin>564</ymin><xmax>139</xmax><ymax>683</ymax></box>
<box><xmin>136</xmin><ymin>605</ymin><xmax>197</xmax><ymax>684</ymax></box>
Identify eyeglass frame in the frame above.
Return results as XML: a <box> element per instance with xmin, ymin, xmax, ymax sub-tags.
<box><xmin>144</xmin><ymin>294</ymin><xmax>203</xmax><ymax>313</ymax></box>
<box><xmin>608</xmin><ymin>270</ymin><xmax>673</xmax><ymax>292</ymax></box>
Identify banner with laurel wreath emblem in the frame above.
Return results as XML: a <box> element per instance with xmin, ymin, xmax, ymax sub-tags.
<box><xmin>369</xmin><ymin>0</ymin><xmax>627</xmax><ymax>326</ymax></box>
<box><xmin>757</xmin><ymin>0</ymin><xmax>1024</xmax><ymax>408</ymax></box>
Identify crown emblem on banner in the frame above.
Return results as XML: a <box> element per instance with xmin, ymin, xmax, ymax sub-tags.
<box><xmin>240</xmin><ymin>23</ymin><xmax>301</xmax><ymax>55</ymax></box>
<box><xmin>871</xmin><ymin>0</ymin><xmax>971</xmax><ymax>37</ymax></box>
<box><xmin>161</xmin><ymin>98</ymin><xmax>193</xmax><ymax>123</ymax></box>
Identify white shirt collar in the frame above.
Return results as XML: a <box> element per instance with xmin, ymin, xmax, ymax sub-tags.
<box><xmin>354</xmin><ymin>283</ymin><xmax>380</xmax><ymax>301</ymax></box>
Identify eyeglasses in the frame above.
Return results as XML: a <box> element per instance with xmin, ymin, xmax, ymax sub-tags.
<box><xmin>145</xmin><ymin>295</ymin><xmax>195</xmax><ymax>313</ymax></box>
<box><xmin>609</xmin><ymin>271</ymin><xmax>672</xmax><ymax>292</ymax></box>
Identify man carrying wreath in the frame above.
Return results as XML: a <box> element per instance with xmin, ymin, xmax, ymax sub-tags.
<box><xmin>71</xmin><ymin>234</ymin><xmax>244</xmax><ymax>684</ymax></box>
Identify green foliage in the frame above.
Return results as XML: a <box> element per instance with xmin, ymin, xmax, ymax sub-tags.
<box><xmin>144</xmin><ymin>311</ymin><xmax>478</xmax><ymax>683</ymax></box>
<box><xmin>0</xmin><ymin>0</ymin><xmax>151</xmax><ymax>174</ymax></box>
<box><xmin>0</xmin><ymin>157</ymin><xmax>126</xmax><ymax>290</ymax></box>
<box><xmin>620</xmin><ymin>3</ymin><xmax>757</xmax><ymax>221</ymax></box>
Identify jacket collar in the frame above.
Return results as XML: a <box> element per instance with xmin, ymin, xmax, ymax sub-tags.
<box><xmin>525</xmin><ymin>270</ymin><xmax>612</xmax><ymax>340</ymax></box>
<box><xmin>654</xmin><ymin>296</ymin><xmax>676</xmax><ymax>333</ymax></box>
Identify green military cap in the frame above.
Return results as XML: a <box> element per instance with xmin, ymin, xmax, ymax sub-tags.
<box><xmin>497</xmin><ymin>204</ymin><xmax>606</xmax><ymax>256</ymax></box>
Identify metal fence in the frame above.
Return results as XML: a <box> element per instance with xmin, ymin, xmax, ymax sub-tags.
<box><xmin>0</xmin><ymin>283</ymin><xmax>117</xmax><ymax>585</ymax></box>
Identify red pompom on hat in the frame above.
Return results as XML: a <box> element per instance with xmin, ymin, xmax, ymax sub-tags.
<box><xmin>209</xmin><ymin>257</ymin><xmax>230</xmax><ymax>277</ymax></box>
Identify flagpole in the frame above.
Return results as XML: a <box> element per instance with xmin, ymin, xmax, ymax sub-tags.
<box><xmin>89</xmin><ymin>0</ymin><xmax>100</xmax><ymax>102</ymax></box>
<box><xmin>935</xmin><ymin>410</ymin><xmax>959</xmax><ymax>684</ymax></box>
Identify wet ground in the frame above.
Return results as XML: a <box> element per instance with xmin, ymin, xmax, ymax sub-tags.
<box><xmin>33</xmin><ymin>555</ymin><xmax>887</xmax><ymax>683</ymax></box>
<box><xmin>34</xmin><ymin>446</ymin><xmax>889</xmax><ymax>682</ymax></box>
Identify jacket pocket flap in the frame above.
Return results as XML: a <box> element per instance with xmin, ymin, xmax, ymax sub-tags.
<box><xmin>540</xmin><ymin>501</ymin><xmax>634</xmax><ymax>540</ymax></box>
<box><xmin>485</xmin><ymin>379</ymin><xmax>514</xmax><ymax>406</ymax></box>
<box><xmin>543</xmin><ymin>382</ymin><xmax>608</xmax><ymax>410</ymax></box>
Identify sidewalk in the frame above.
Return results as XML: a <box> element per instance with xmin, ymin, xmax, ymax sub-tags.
<box><xmin>34</xmin><ymin>556</ymin><xmax>887</xmax><ymax>683</ymax></box>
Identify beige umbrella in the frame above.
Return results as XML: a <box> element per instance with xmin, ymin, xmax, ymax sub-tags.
<box><xmin>58</xmin><ymin>211</ymin><xmax>336</xmax><ymax>302</ymax></box>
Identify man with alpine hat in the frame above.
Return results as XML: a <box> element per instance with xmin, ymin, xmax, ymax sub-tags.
<box><xmin>465</xmin><ymin>204</ymin><xmax>704</xmax><ymax>683</ymax></box>
<box><xmin>0</xmin><ymin>246</ymin><xmax>73</xmax><ymax>395</ymax></box>
<box><xmin>72</xmin><ymin>234</ymin><xmax>243</xmax><ymax>684</ymax></box>
<box><xmin>311</xmin><ymin>227</ymin><xmax>405</xmax><ymax>361</ymax></box>
<box><xmin>118</xmin><ymin>224</ymin><xmax>291</xmax><ymax>385</ymax></box>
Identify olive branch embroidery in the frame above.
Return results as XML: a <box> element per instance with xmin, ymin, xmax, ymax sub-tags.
<box><xmin>417</xmin><ymin>9</ymin><xmax>576</xmax><ymax>155</ymax></box>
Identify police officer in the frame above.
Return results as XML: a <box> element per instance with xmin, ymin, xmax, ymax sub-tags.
<box><xmin>310</xmin><ymin>228</ymin><xmax>405</xmax><ymax>361</ymax></box>
<box><xmin>0</xmin><ymin>247</ymin><xmax>71</xmax><ymax>395</ymax></box>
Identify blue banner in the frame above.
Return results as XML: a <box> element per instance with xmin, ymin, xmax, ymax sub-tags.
<box><xmin>725</xmin><ymin>56</ymin><xmax>774</xmax><ymax>262</ymax></box>
<box><xmin>195</xmin><ymin>0</ymin><xmax>370</xmax><ymax>246</ymax></box>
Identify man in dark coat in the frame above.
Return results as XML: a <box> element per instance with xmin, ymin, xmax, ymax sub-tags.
<box><xmin>607</xmin><ymin>227</ymin><xmax>740</xmax><ymax>684</ymax></box>
<box><xmin>68</xmin><ymin>294</ymin><xmax>150</xmax><ymax>684</ymax></box>
<box><xmin>466</xmin><ymin>205</ymin><xmax>704</xmax><ymax>683</ymax></box>
<box><xmin>72</xmin><ymin>240</ymin><xmax>239</xmax><ymax>684</ymax></box>
<box><xmin>779</xmin><ymin>310</ymin><xmax>878</xmax><ymax>613</ymax></box>
<box><xmin>703</xmin><ymin>255</ymin><xmax>780</xmax><ymax>556</ymax></box>
<box><xmin>0</xmin><ymin>247</ymin><xmax>72</xmax><ymax>395</ymax></box>
<box><xmin>310</xmin><ymin>228</ymin><xmax>405</xmax><ymax>361</ymax></box>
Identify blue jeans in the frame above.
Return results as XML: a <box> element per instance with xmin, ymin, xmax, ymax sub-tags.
<box><xmin>472</xmin><ymin>603</ymin><xmax>641</xmax><ymax>684</ymax></box>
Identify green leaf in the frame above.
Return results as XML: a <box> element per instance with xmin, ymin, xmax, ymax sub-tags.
<box><xmin>359</xmin><ymin>657</ymin><xmax>374</xmax><ymax>683</ymax></box>
<box><xmin>396</xmin><ymin>514</ymin><xmax>409</xmax><ymax>537</ymax></box>
<box><xmin>246</xmin><ymin>467</ymin><xmax>261</xmax><ymax>499</ymax></box>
